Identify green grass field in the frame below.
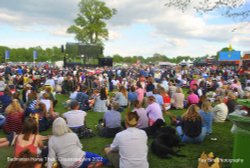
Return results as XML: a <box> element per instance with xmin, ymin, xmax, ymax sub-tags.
<box><xmin>0</xmin><ymin>94</ymin><xmax>234</xmax><ymax>168</ymax></box>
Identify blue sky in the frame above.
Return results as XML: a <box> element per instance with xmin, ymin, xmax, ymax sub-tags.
<box><xmin>0</xmin><ymin>0</ymin><xmax>249</xmax><ymax>58</ymax></box>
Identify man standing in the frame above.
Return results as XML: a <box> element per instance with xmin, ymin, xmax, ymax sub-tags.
<box><xmin>104</xmin><ymin>112</ymin><xmax>149</xmax><ymax>168</ymax></box>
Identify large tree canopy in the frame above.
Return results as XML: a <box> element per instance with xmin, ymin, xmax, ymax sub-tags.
<box><xmin>67</xmin><ymin>0</ymin><xmax>116</xmax><ymax>45</ymax></box>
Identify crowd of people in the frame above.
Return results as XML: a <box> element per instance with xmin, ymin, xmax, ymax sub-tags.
<box><xmin>0</xmin><ymin>62</ymin><xmax>249</xmax><ymax>168</ymax></box>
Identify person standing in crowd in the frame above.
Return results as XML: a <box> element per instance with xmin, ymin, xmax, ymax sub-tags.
<box><xmin>104</xmin><ymin>112</ymin><xmax>149</xmax><ymax>168</ymax></box>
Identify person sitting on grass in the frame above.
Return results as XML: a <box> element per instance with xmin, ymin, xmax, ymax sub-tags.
<box><xmin>8</xmin><ymin>149</ymin><xmax>43</xmax><ymax>168</ymax></box>
<box><xmin>97</xmin><ymin>102</ymin><xmax>122</xmax><ymax>138</ymax></box>
<box><xmin>128</xmin><ymin>85</ymin><xmax>138</xmax><ymax>107</ymax></box>
<box><xmin>48</xmin><ymin>117</ymin><xmax>109</xmax><ymax>168</ymax></box>
<box><xmin>212</xmin><ymin>96</ymin><xmax>228</xmax><ymax>122</ymax></box>
<box><xmin>104</xmin><ymin>111</ymin><xmax>149</xmax><ymax>168</ymax></box>
<box><xmin>187</xmin><ymin>90</ymin><xmax>200</xmax><ymax>106</ymax></box>
<box><xmin>93</xmin><ymin>88</ymin><xmax>108</xmax><ymax>113</ymax></box>
<box><xmin>113</xmin><ymin>86</ymin><xmax>128</xmax><ymax>109</ymax></box>
<box><xmin>199</xmin><ymin>100</ymin><xmax>213</xmax><ymax>134</ymax></box>
<box><xmin>14</xmin><ymin>117</ymin><xmax>47</xmax><ymax>158</ymax></box>
<box><xmin>146</xmin><ymin>96</ymin><xmax>164</xmax><ymax>126</ymax></box>
<box><xmin>176</xmin><ymin>104</ymin><xmax>207</xmax><ymax>143</ymax></box>
<box><xmin>63</xmin><ymin>100</ymin><xmax>94</xmax><ymax>138</ymax></box>
<box><xmin>133</xmin><ymin>100</ymin><xmax>148</xmax><ymax>129</ymax></box>
<box><xmin>3</xmin><ymin>99</ymin><xmax>24</xmax><ymax>134</ymax></box>
<box><xmin>172</xmin><ymin>87</ymin><xmax>185</xmax><ymax>109</ymax></box>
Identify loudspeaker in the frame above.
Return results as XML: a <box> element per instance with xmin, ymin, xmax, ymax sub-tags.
<box><xmin>99</xmin><ymin>58</ymin><xmax>113</xmax><ymax>67</ymax></box>
<box><xmin>61</xmin><ymin>45</ymin><xmax>64</xmax><ymax>53</ymax></box>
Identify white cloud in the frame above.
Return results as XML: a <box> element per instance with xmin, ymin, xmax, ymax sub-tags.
<box><xmin>108</xmin><ymin>30</ymin><xmax>122</xmax><ymax>41</ymax></box>
<box><xmin>0</xmin><ymin>0</ymin><xmax>249</xmax><ymax>56</ymax></box>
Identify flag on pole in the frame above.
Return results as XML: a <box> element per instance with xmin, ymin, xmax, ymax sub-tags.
<box><xmin>33</xmin><ymin>50</ymin><xmax>37</xmax><ymax>60</ymax></box>
<box><xmin>5</xmin><ymin>50</ymin><xmax>10</xmax><ymax>60</ymax></box>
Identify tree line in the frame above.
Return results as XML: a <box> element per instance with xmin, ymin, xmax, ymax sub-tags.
<box><xmin>0</xmin><ymin>46</ymin><xmax>63</xmax><ymax>63</ymax></box>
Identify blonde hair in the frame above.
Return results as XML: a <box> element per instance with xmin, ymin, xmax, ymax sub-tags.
<box><xmin>227</xmin><ymin>92</ymin><xmax>236</xmax><ymax>100</ymax></box>
<box><xmin>201</xmin><ymin>100</ymin><xmax>212</xmax><ymax>112</ymax></box>
<box><xmin>176</xmin><ymin>87</ymin><xmax>183</xmax><ymax>93</ymax></box>
<box><xmin>52</xmin><ymin>117</ymin><xmax>72</xmax><ymax>136</ymax></box>
<box><xmin>5</xmin><ymin>99</ymin><xmax>24</xmax><ymax>114</ymax></box>
<box><xmin>182</xmin><ymin>104</ymin><xmax>201</xmax><ymax>121</ymax></box>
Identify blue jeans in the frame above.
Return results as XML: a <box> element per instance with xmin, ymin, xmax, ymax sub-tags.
<box><xmin>78</xmin><ymin>152</ymin><xmax>108</xmax><ymax>168</ymax></box>
<box><xmin>176</xmin><ymin>126</ymin><xmax>206</xmax><ymax>143</ymax></box>
<box><xmin>0</xmin><ymin>115</ymin><xmax>6</xmax><ymax>128</ymax></box>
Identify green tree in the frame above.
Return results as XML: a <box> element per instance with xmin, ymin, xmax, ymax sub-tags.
<box><xmin>67</xmin><ymin>0</ymin><xmax>116</xmax><ymax>45</ymax></box>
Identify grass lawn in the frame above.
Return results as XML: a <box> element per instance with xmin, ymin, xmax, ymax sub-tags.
<box><xmin>0</xmin><ymin>94</ymin><xmax>234</xmax><ymax>168</ymax></box>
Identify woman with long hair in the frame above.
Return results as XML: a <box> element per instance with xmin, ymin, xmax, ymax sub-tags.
<box><xmin>14</xmin><ymin>117</ymin><xmax>44</xmax><ymax>158</ymax></box>
<box><xmin>199</xmin><ymin>101</ymin><xmax>213</xmax><ymax>134</ymax></box>
<box><xmin>3</xmin><ymin>99</ymin><xmax>24</xmax><ymax>134</ymax></box>
<box><xmin>114</xmin><ymin>85</ymin><xmax>128</xmax><ymax>108</ymax></box>
<box><xmin>93</xmin><ymin>88</ymin><xmax>108</xmax><ymax>112</ymax></box>
<box><xmin>176</xmin><ymin>105</ymin><xmax>206</xmax><ymax>143</ymax></box>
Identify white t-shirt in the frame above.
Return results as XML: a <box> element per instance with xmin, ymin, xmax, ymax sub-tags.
<box><xmin>111</xmin><ymin>127</ymin><xmax>149</xmax><ymax>168</ymax></box>
<box><xmin>63</xmin><ymin>110</ymin><xmax>87</xmax><ymax>128</ymax></box>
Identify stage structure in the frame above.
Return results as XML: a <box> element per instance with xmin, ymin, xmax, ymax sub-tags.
<box><xmin>65</xmin><ymin>42</ymin><xmax>103</xmax><ymax>65</ymax></box>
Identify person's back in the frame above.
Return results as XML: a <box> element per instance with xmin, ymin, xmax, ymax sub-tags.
<box><xmin>14</xmin><ymin>134</ymin><xmax>41</xmax><ymax>157</ymax></box>
<box><xmin>133</xmin><ymin>108</ymin><xmax>148</xmax><ymax>129</ymax></box>
<box><xmin>114</xmin><ymin>92</ymin><xmax>128</xmax><ymax>107</ymax></box>
<box><xmin>114</xmin><ymin>128</ymin><xmax>148</xmax><ymax>168</ymax></box>
<box><xmin>93</xmin><ymin>96</ymin><xmax>108</xmax><ymax>112</ymax></box>
<box><xmin>14</xmin><ymin>118</ymin><xmax>43</xmax><ymax>158</ymax></box>
<box><xmin>173</xmin><ymin>92</ymin><xmax>184</xmax><ymax>109</ymax></box>
<box><xmin>187</xmin><ymin>92</ymin><xmax>199</xmax><ymax>105</ymax></box>
<box><xmin>107</xmin><ymin>112</ymin><xmax>149</xmax><ymax>168</ymax></box>
<box><xmin>104</xmin><ymin>110</ymin><xmax>121</xmax><ymax>128</ymax></box>
<box><xmin>199</xmin><ymin>109</ymin><xmax>213</xmax><ymax>134</ymax></box>
<box><xmin>4</xmin><ymin>112</ymin><xmax>24</xmax><ymax>134</ymax></box>
<box><xmin>63</xmin><ymin>101</ymin><xmax>87</xmax><ymax>128</ymax></box>
<box><xmin>213</xmin><ymin>102</ymin><xmax>228</xmax><ymax>122</ymax></box>
<box><xmin>49</xmin><ymin>132</ymin><xmax>85</xmax><ymax>168</ymax></box>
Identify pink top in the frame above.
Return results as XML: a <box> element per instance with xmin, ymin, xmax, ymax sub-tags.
<box><xmin>136</xmin><ymin>88</ymin><xmax>144</xmax><ymax>103</ymax></box>
<box><xmin>146</xmin><ymin>102</ymin><xmax>164</xmax><ymax>122</ymax></box>
<box><xmin>14</xmin><ymin>135</ymin><xmax>38</xmax><ymax>157</ymax></box>
<box><xmin>187</xmin><ymin>93</ymin><xmax>199</xmax><ymax>105</ymax></box>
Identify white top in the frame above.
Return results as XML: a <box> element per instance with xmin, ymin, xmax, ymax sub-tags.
<box><xmin>48</xmin><ymin>133</ymin><xmax>85</xmax><ymax>168</ymax></box>
<box><xmin>110</xmin><ymin>127</ymin><xmax>149</xmax><ymax>168</ymax></box>
<box><xmin>63</xmin><ymin>110</ymin><xmax>87</xmax><ymax>128</ymax></box>
<box><xmin>40</xmin><ymin>99</ymin><xmax>51</xmax><ymax>113</ymax></box>
<box><xmin>212</xmin><ymin>103</ymin><xmax>228</xmax><ymax>122</ymax></box>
